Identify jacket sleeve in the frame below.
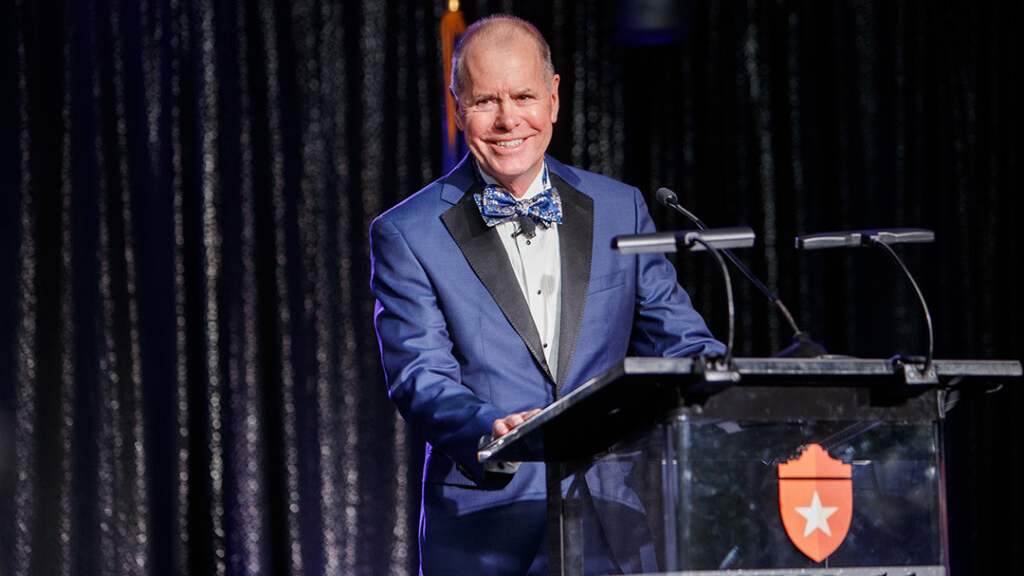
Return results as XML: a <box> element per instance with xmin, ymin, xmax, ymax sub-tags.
<box><xmin>370</xmin><ymin>214</ymin><xmax>506</xmax><ymax>485</ymax></box>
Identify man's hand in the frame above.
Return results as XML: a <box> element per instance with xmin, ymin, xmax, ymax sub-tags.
<box><xmin>491</xmin><ymin>409</ymin><xmax>542</xmax><ymax>438</ymax></box>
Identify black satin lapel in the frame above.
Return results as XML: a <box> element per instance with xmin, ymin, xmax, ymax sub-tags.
<box><xmin>552</xmin><ymin>175</ymin><xmax>594</xmax><ymax>392</ymax></box>
<box><xmin>440</xmin><ymin>189</ymin><xmax>554</xmax><ymax>382</ymax></box>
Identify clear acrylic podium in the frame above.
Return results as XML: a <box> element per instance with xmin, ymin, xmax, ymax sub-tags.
<box><xmin>478</xmin><ymin>357</ymin><xmax>1022</xmax><ymax>576</ymax></box>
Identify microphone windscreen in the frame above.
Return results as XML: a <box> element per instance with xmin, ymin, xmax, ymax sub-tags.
<box><xmin>655</xmin><ymin>187</ymin><xmax>678</xmax><ymax>207</ymax></box>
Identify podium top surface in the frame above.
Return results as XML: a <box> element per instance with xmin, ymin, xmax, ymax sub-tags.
<box><xmin>605</xmin><ymin>355</ymin><xmax>1022</xmax><ymax>380</ymax></box>
<box><xmin>478</xmin><ymin>356</ymin><xmax>1021</xmax><ymax>464</ymax></box>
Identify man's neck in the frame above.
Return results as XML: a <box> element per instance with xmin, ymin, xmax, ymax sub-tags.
<box><xmin>475</xmin><ymin>161</ymin><xmax>547</xmax><ymax>199</ymax></box>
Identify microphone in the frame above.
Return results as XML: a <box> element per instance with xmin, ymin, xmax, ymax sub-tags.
<box><xmin>655</xmin><ymin>187</ymin><xmax>825</xmax><ymax>358</ymax></box>
<box><xmin>512</xmin><ymin>216</ymin><xmax>537</xmax><ymax>239</ymax></box>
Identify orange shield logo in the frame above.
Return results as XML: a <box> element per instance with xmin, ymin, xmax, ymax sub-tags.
<box><xmin>778</xmin><ymin>443</ymin><xmax>852</xmax><ymax>562</ymax></box>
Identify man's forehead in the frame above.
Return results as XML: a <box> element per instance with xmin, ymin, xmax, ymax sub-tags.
<box><xmin>465</xmin><ymin>27</ymin><xmax>540</xmax><ymax>62</ymax></box>
<box><xmin>467</xmin><ymin>41</ymin><xmax>532</xmax><ymax>65</ymax></box>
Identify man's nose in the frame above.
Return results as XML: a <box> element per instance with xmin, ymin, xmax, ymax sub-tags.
<box><xmin>493</xmin><ymin>99</ymin><xmax>520</xmax><ymax>130</ymax></box>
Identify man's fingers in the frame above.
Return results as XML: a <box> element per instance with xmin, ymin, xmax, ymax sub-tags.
<box><xmin>492</xmin><ymin>419</ymin><xmax>510</xmax><ymax>437</ymax></box>
<box><xmin>492</xmin><ymin>409</ymin><xmax>542</xmax><ymax>438</ymax></box>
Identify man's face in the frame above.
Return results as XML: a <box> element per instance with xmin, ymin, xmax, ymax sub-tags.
<box><xmin>454</xmin><ymin>37</ymin><xmax>560</xmax><ymax>198</ymax></box>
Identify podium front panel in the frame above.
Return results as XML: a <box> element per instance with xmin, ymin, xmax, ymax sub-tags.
<box><xmin>556</xmin><ymin>387</ymin><xmax>947</xmax><ymax>575</ymax></box>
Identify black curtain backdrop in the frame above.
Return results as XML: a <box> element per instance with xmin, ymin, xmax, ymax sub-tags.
<box><xmin>1</xmin><ymin>0</ymin><xmax>1020</xmax><ymax>575</ymax></box>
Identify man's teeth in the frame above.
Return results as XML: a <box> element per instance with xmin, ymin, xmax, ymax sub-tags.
<box><xmin>496</xmin><ymin>139</ymin><xmax>524</xmax><ymax>148</ymax></box>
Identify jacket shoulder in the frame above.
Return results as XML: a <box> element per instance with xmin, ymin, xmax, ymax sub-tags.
<box><xmin>546</xmin><ymin>157</ymin><xmax>642</xmax><ymax>209</ymax></box>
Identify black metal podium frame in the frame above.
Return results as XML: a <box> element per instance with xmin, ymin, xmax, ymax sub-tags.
<box><xmin>478</xmin><ymin>357</ymin><xmax>1021</xmax><ymax>576</ymax></box>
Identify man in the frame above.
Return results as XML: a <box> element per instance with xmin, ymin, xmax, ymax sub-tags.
<box><xmin>370</xmin><ymin>15</ymin><xmax>725</xmax><ymax>575</ymax></box>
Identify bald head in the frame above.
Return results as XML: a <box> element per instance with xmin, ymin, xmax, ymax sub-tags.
<box><xmin>450</xmin><ymin>15</ymin><xmax>556</xmax><ymax>102</ymax></box>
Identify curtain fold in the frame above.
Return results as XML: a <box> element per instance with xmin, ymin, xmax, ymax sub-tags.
<box><xmin>2</xmin><ymin>1</ymin><xmax>1020</xmax><ymax>575</ymax></box>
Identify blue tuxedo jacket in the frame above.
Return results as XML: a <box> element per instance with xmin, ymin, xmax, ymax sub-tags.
<box><xmin>370</xmin><ymin>155</ymin><xmax>725</xmax><ymax>574</ymax></box>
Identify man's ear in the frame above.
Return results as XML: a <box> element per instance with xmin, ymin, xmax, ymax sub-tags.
<box><xmin>549</xmin><ymin>74</ymin><xmax>560</xmax><ymax>123</ymax></box>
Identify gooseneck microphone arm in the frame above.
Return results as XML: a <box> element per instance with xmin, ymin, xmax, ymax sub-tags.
<box><xmin>656</xmin><ymin>188</ymin><xmax>817</xmax><ymax>355</ymax></box>
<box><xmin>867</xmin><ymin>239</ymin><xmax>934</xmax><ymax>375</ymax></box>
<box><xmin>688</xmin><ymin>236</ymin><xmax>736</xmax><ymax>365</ymax></box>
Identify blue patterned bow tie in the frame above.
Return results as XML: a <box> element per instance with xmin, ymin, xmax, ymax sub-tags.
<box><xmin>474</xmin><ymin>186</ymin><xmax>563</xmax><ymax>229</ymax></box>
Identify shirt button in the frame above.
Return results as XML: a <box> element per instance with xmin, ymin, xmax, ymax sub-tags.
<box><xmin>536</xmin><ymin>289</ymin><xmax>542</xmax><ymax>295</ymax></box>
<box><xmin>543</xmin><ymin>343</ymin><xmax>549</xmax><ymax>348</ymax></box>
<box><xmin>525</xmin><ymin>240</ymin><xmax>532</xmax><ymax>245</ymax></box>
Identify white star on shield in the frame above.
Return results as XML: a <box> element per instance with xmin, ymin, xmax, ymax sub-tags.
<box><xmin>794</xmin><ymin>490</ymin><xmax>839</xmax><ymax>537</ymax></box>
